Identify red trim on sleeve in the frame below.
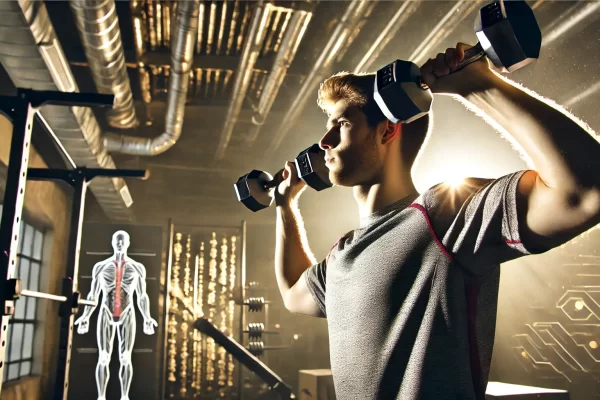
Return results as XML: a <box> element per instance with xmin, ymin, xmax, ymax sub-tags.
<box><xmin>504</xmin><ymin>239</ymin><xmax>522</xmax><ymax>245</ymax></box>
<box><xmin>326</xmin><ymin>232</ymin><xmax>350</xmax><ymax>263</ymax></box>
<box><xmin>408</xmin><ymin>204</ymin><xmax>453</xmax><ymax>262</ymax></box>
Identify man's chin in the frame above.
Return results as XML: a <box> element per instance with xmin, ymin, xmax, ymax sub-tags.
<box><xmin>329</xmin><ymin>171</ymin><xmax>355</xmax><ymax>187</ymax></box>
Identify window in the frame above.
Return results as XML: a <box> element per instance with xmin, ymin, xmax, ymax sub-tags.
<box><xmin>0</xmin><ymin>204</ymin><xmax>45</xmax><ymax>381</ymax></box>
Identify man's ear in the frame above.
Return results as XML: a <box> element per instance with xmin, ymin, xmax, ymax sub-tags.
<box><xmin>381</xmin><ymin>120</ymin><xmax>402</xmax><ymax>144</ymax></box>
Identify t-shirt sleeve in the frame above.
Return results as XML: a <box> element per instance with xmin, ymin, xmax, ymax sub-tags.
<box><xmin>304</xmin><ymin>259</ymin><xmax>327</xmax><ymax>318</ymax></box>
<box><xmin>425</xmin><ymin>170</ymin><xmax>551</xmax><ymax>276</ymax></box>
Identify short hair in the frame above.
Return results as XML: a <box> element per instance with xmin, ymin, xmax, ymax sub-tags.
<box><xmin>317</xmin><ymin>71</ymin><xmax>432</xmax><ymax>169</ymax></box>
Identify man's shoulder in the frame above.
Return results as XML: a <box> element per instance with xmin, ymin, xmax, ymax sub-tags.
<box><xmin>417</xmin><ymin>178</ymin><xmax>494</xmax><ymax>219</ymax></box>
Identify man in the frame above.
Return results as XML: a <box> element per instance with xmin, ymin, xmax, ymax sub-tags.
<box><xmin>273</xmin><ymin>43</ymin><xmax>600</xmax><ymax>400</ymax></box>
<box><xmin>75</xmin><ymin>230</ymin><xmax>158</xmax><ymax>400</ymax></box>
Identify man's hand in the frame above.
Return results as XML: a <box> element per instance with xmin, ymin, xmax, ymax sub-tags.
<box><xmin>143</xmin><ymin>318</ymin><xmax>158</xmax><ymax>335</ymax></box>
<box><xmin>421</xmin><ymin>42</ymin><xmax>495</xmax><ymax>97</ymax></box>
<box><xmin>74</xmin><ymin>317</ymin><xmax>89</xmax><ymax>334</ymax></box>
<box><xmin>274</xmin><ymin>161</ymin><xmax>307</xmax><ymax>208</ymax></box>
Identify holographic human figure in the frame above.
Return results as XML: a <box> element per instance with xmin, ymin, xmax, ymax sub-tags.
<box><xmin>75</xmin><ymin>230</ymin><xmax>158</xmax><ymax>400</ymax></box>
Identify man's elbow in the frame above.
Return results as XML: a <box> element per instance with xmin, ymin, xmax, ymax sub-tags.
<box><xmin>580</xmin><ymin>187</ymin><xmax>600</xmax><ymax>220</ymax></box>
<box><xmin>281</xmin><ymin>290</ymin><xmax>296</xmax><ymax>312</ymax></box>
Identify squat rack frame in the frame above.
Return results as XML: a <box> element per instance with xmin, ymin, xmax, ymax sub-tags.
<box><xmin>0</xmin><ymin>89</ymin><xmax>148</xmax><ymax>399</ymax></box>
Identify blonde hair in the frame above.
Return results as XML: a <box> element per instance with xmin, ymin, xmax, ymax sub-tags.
<box><xmin>318</xmin><ymin>71</ymin><xmax>432</xmax><ymax>168</ymax></box>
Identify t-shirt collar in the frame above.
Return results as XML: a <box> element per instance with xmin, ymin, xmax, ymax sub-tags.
<box><xmin>359</xmin><ymin>191</ymin><xmax>420</xmax><ymax>228</ymax></box>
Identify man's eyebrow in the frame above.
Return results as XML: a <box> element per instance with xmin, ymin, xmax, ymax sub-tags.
<box><xmin>325</xmin><ymin>112</ymin><xmax>349</xmax><ymax>129</ymax></box>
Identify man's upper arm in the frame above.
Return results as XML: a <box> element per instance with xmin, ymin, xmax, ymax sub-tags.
<box><xmin>517</xmin><ymin>170</ymin><xmax>600</xmax><ymax>251</ymax></box>
<box><xmin>427</xmin><ymin>171</ymin><xmax>550</xmax><ymax>275</ymax></box>
<box><xmin>285</xmin><ymin>261</ymin><xmax>327</xmax><ymax>318</ymax></box>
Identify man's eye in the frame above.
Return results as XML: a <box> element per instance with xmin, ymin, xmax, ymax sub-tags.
<box><xmin>340</xmin><ymin>121</ymin><xmax>350</xmax><ymax>127</ymax></box>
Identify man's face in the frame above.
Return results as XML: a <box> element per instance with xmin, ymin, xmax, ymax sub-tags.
<box><xmin>319</xmin><ymin>99</ymin><xmax>383</xmax><ymax>187</ymax></box>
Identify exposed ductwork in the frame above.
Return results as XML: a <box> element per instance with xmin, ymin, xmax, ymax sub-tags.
<box><xmin>354</xmin><ymin>1</ymin><xmax>422</xmax><ymax>73</ymax></box>
<box><xmin>245</xmin><ymin>8</ymin><xmax>313</xmax><ymax>144</ymax></box>
<box><xmin>103</xmin><ymin>0</ymin><xmax>200</xmax><ymax>156</ymax></box>
<box><xmin>408</xmin><ymin>0</ymin><xmax>484</xmax><ymax>66</ymax></box>
<box><xmin>266</xmin><ymin>0</ymin><xmax>377</xmax><ymax>154</ymax></box>
<box><xmin>70</xmin><ymin>0</ymin><xmax>139</xmax><ymax>130</ymax></box>
<box><xmin>213</xmin><ymin>0</ymin><xmax>272</xmax><ymax>161</ymax></box>
<box><xmin>0</xmin><ymin>0</ymin><xmax>134</xmax><ymax>221</ymax></box>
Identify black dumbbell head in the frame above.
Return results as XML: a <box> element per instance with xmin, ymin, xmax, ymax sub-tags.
<box><xmin>234</xmin><ymin>170</ymin><xmax>274</xmax><ymax>212</ymax></box>
<box><xmin>475</xmin><ymin>0</ymin><xmax>541</xmax><ymax>73</ymax></box>
<box><xmin>374</xmin><ymin>60</ymin><xmax>433</xmax><ymax>124</ymax></box>
<box><xmin>295</xmin><ymin>144</ymin><xmax>333</xmax><ymax>191</ymax></box>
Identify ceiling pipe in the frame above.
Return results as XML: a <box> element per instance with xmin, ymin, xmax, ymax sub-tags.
<box><xmin>0</xmin><ymin>0</ymin><xmax>134</xmax><ymax>220</ymax></box>
<box><xmin>70</xmin><ymin>0</ymin><xmax>139</xmax><ymax>129</ymax></box>
<box><xmin>541</xmin><ymin>1</ymin><xmax>600</xmax><ymax>47</ymax></box>
<box><xmin>354</xmin><ymin>1</ymin><xmax>422</xmax><ymax>73</ymax></box>
<box><xmin>213</xmin><ymin>1</ymin><xmax>272</xmax><ymax>160</ymax></box>
<box><xmin>266</xmin><ymin>0</ymin><xmax>377</xmax><ymax>154</ymax></box>
<box><xmin>104</xmin><ymin>0</ymin><xmax>200</xmax><ymax>155</ymax></box>
<box><xmin>408</xmin><ymin>0</ymin><xmax>484</xmax><ymax>66</ymax></box>
<box><xmin>245</xmin><ymin>9</ymin><xmax>313</xmax><ymax>143</ymax></box>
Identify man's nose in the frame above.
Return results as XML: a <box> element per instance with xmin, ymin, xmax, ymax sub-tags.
<box><xmin>319</xmin><ymin>127</ymin><xmax>338</xmax><ymax>150</ymax></box>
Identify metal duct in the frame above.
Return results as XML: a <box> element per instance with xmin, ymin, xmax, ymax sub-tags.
<box><xmin>70</xmin><ymin>0</ymin><xmax>139</xmax><ymax>130</ymax></box>
<box><xmin>246</xmin><ymin>9</ymin><xmax>312</xmax><ymax>143</ymax></box>
<box><xmin>267</xmin><ymin>0</ymin><xmax>376</xmax><ymax>154</ymax></box>
<box><xmin>354</xmin><ymin>1</ymin><xmax>422</xmax><ymax>73</ymax></box>
<box><xmin>104</xmin><ymin>0</ymin><xmax>200</xmax><ymax>155</ymax></box>
<box><xmin>408</xmin><ymin>0</ymin><xmax>484</xmax><ymax>66</ymax></box>
<box><xmin>214</xmin><ymin>1</ymin><xmax>272</xmax><ymax>160</ymax></box>
<box><xmin>0</xmin><ymin>0</ymin><xmax>133</xmax><ymax>221</ymax></box>
<box><xmin>541</xmin><ymin>1</ymin><xmax>600</xmax><ymax>47</ymax></box>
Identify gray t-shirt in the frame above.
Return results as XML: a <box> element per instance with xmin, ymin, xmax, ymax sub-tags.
<box><xmin>305</xmin><ymin>171</ymin><xmax>547</xmax><ymax>400</ymax></box>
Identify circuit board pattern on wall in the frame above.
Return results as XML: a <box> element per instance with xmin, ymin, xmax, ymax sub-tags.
<box><xmin>511</xmin><ymin>226</ymin><xmax>600</xmax><ymax>383</ymax></box>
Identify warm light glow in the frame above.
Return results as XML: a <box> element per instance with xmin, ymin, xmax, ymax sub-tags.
<box><xmin>590</xmin><ymin>341</ymin><xmax>598</xmax><ymax>349</ymax></box>
<box><xmin>293</xmin><ymin>334</ymin><xmax>299</xmax><ymax>340</ymax></box>
<box><xmin>575</xmin><ymin>300</ymin><xmax>585</xmax><ymax>311</ymax></box>
<box><xmin>521</xmin><ymin>351</ymin><xmax>528</xmax><ymax>358</ymax></box>
<box><xmin>445</xmin><ymin>176</ymin><xmax>465</xmax><ymax>188</ymax></box>
<box><xmin>275</xmin><ymin>324</ymin><xmax>280</xmax><ymax>329</ymax></box>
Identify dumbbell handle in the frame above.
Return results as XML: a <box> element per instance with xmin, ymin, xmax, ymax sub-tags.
<box><xmin>417</xmin><ymin>43</ymin><xmax>485</xmax><ymax>90</ymax></box>
<box><xmin>455</xmin><ymin>42</ymin><xmax>486</xmax><ymax>71</ymax></box>
<box><xmin>262</xmin><ymin>168</ymin><xmax>285</xmax><ymax>190</ymax></box>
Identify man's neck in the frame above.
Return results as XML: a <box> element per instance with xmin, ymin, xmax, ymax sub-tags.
<box><xmin>353</xmin><ymin>169</ymin><xmax>417</xmax><ymax>219</ymax></box>
<box><xmin>115</xmin><ymin>253</ymin><xmax>126</xmax><ymax>262</ymax></box>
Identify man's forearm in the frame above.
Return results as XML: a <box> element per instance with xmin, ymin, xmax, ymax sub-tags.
<box><xmin>275</xmin><ymin>203</ymin><xmax>317</xmax><ymax>297</ymax></box>
<box><xmin>463</xmin><ymin>72</ymin><xmax>600</xmax><ymax>195</ymax></box>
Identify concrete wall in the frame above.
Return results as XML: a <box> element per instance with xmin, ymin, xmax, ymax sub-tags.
<box><xmin>0</xmin><ymin>115</ymin><xmax>71</xmax><ymax>399</ymax></box>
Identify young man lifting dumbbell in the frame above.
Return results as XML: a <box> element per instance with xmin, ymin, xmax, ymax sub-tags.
<box><xmin>272</xmin><ymin>40</ymin><xmax>600</xmax><ymax>399</ymax></box>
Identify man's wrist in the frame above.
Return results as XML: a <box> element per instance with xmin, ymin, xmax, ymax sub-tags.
<box><xmin>276</xmin><ymin>200</ymin><xmax>300</xmax><ymax>217</ymax></box>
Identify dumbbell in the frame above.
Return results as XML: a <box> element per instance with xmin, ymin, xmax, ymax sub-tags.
<box><xmin>234</xmin><ymin>143</ymin><xmax>332</xmax><ymax>212</ymax></box>
<box><xmin>375</xmin><ymin>0</ymin><xmax>541</xmax><ymax>124</ymax></box>
<box><xmin>247</xmin><ymin>341</ymin><xmax>290</xmax><ymax>357</ymax></box>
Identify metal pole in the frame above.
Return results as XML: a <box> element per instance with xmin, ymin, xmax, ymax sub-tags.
<box><xmin>54</xmin><ymin>178</ymin><xmax>88</xmax><ymax>400</ymax></box>
<box><xmin>18</xmin><ymin>289</ymin><xmax>95</xmax><ymax>307</ymax></box>
<box><xmin>238</xmin><ymin>220</ymin><xmax>247</xmax><ymax>400</ymax></box>
<box><xmin>161</xmin><ymin>220</ymin><xmax>175</xmax><ymax>400</ymax></box>
<box><xmin>0</xmin><ymin>98</ymin><xmax>36</xmax><ymax>393</ymax></box>
<box><xmin>264</xmin><ymin>303</ymin><xmax>269</xmax><ymax>367</ymax></box>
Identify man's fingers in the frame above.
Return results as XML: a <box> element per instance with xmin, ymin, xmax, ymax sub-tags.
<box><xmin>285</xmin><ymin>161</ymin><xmax>298</xmax><ymax>182</ymax></box>
<box><xmin>420</xmin><ymin>59</ymin><xmax>437</xmax><ymax>87</ymax></box>
<box><xmin>435</xmin><ymin>53</ymin><xmax>450</xmax><ymax>76</ymax></box>
<box><xmin>445</xmin><ymin>48</ymin><xmax>458</xmax><ymax>70</ymax></box>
